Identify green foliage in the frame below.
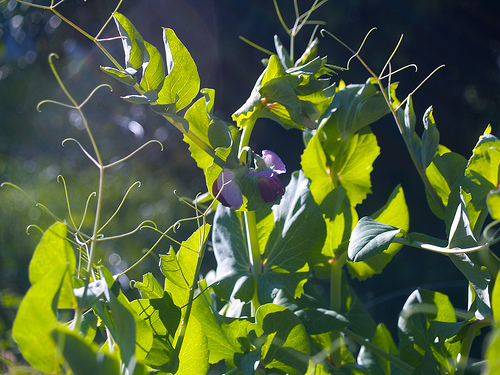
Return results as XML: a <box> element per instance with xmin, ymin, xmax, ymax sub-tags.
<box><xmin>5</xmin><ymin>1</ymin><xmax>500</xmax><ymax>374</ymax></box>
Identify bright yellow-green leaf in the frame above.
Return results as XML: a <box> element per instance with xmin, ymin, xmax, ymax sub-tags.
<box><xmin>29</xmin><ymin>222</ymin><xmax>76</xmax><ymax>309</ymax></box>
<box><xmin>13</xmin><ymin>263</ymin><xmax>68</xmax><ymax>373</ymax></box>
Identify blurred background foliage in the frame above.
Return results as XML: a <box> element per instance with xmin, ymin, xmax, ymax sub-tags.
<box><xmin>1</xmin><ymin>0</ymin><xmax>499</xmax><ymax>365</ymax></box>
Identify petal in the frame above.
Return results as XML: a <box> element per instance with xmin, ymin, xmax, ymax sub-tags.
<box><xmin>212</xmin><ymin>169</ymin><xmax>243</xmax><ymax>210</ymax></box>
<box><xmin>262</xmin><ymin>150</ymin><xmax>286</xmax><ymax>174</ymax></box>
<box><xmin>258</xmin><ymin>176</ymin><xmax>286</xmax><ymax>203</ymax></box>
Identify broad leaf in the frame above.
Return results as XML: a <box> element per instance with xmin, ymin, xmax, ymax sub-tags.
<box><xmin>347</xmin><ymin>185</ymin><xmax>409</xmax><ymax>280</ymax></box>
<box><xmin>29</xmin><ymin>222</ymin><xmax>76</xmax><ymax>309</ymax></box>
<box><xmin>157</xmin><ymin>28</ymin><xmax>200</xmax><ymax>111</ymax></box>
<box><xmin>160</xmin><ymin>224</ymin><xmax>210</xmax><ymax>307</ymax></box>
<box><xmin>133</xmin><ymin>272</ymin><xmax>164</xmax><ymax>299</ymax></box>
<box><xmin>52</xmin><ymin>325</ymin><xmax>122</xmax><ymax>375</ymax></box>
<box><xmin>192</xmin><ymin>291</ymin><xmax>250</xmax><ymax>366</ymax></box>
<box><xmin>318</xmin><ymin>78</ymin><xmax>390</xmax><ymax>137</ymax></box>
<box><xmin>398</xmin><ymin>289</ymin><xmax>460</xmax><ymax>373</ymax></box>
<box><xmin>295</xmin><ymin>308</ymin><xmax>349</xmax><ymax>335</ymax></box>
<box><xmin>212</xmin><ymin>206</ymin><xmax>253</xmax><ymax>302</ymax></box>
<box><xmin>114</xmin><ymin>13</ymin><xmax>145</xmax><ymax>69</ymax></box>
<box><xmin>250</xmin><ymin>304</ymin><xmax>310</xmax><ymax>375</ymax></box>
<box><xmin>140</xmin><ymin>41</ymin><xmax>165</xmax><ymax>91</ymax></box>
<box><xmin>13</xmin><ymin>263</ymin><xmax>68</xmax><ymax>373</ymax></box>
<box><xmin>348</xmin><ymin>217</ymin><xmax>403</xmax><ymax>262</ymax></box>
<box><xmin>259</xmin><ymin>171</ymin><xmax>326</xmax><ymax>302</ymax></box>
<box><xmin>425</xmin><ymin>145</ymin><xmax>467</xmax><ymax>219</ymax></box>
<box><xmin>129</xmin><ymin>293</ymin><xmax>180</xmax><ymax>367</ymax></box>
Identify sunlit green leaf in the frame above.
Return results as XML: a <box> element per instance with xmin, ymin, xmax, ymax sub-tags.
<box><xmin>425</xmin><ymin>145</ymin><xmax>467</xmax><ymax>219</ymax></box>
<box><xmin>114</xmin><ymin>13</ymin><xmax>145</xmax><ymax>69</ymax></box>
<box><xmin>129</xmin><ymin>293</ymin><xmax>180</xmax><ymax>367</ymax></box>
<box><xmin>13</xmin><ymin>263</ymin><xmax>68</xmax><ymax>373</ymax></box>
<box><xmin>485</xmin><ymin>328</ymin><xmax>500</xmax><ymax>374</ymax></box>
<box><xmin>157</xmin><ymin>28</ymin><xmax>200</xmax><ymax>111</ymax></box>
<box><xmin>160</xmin><ymin>224</ymin><xmax>210</xmax><ymax>307</ymax></box>
<box><xmin>29</xmin><ymin>222</ymin><xmax>76</xmax><ymax>309</ymax></box>
<box><xmin>172</xmin><ymin>312</ymin><xmax>209</xmax><ymax>374</ymax></box>
<box><xmin>133</xmin><ymin>272</ymin><xmax>164</xmax><ymax>299</ymax></box>
<box><xmin>140</xmin><ymin>41</ymin><xmax>165</xmax><ymax>91</ymax></box>
<box><xmin>100</xmin><ymin>66</ymin><xmax>137</xmax><ymax>86</ymax></box>
<box><xmin>192</xmin><ymin>291</ymin><xmax>249</xmax><ymax>366</ymax></box>
<box><xmin>52</xmin><ymin>325</ymin><xmax>122</xmax><ymax>375</ymax></box>
<box><xmin>252</xmin><ymin>304</ymin><xmax>310</xmax><ymax>375</ymax></box>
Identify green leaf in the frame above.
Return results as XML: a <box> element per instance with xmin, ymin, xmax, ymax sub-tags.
<box><xmin>300</xmin><ymin>129</ymin><xmax>334</xmax><ymax>205</ymax></box>
<box><xmin>157</xmin><ymin>28</ymin><xmax>200</xmax><ymax>111</ymax></box>
<box><xmin>420</xmin><ymin>106</ymin><xmax>440</xmax><ymax>168</ymax></box>
<box><xmin>52</xmin><ymin>325</ymin><xmax>121</xmax><ymax>375</ymax></box>
<box><xmin>493</xmin><ymin>270</ymin><xmax>500</xmax><ymax>322</ymax></box>
<box><xmin>295</xmin><ymin>308</ymin><xmax>349</xmax><ymax>335</ymax></box>
<box><xmin>121</xmin><ymin>89</ymin><xmax>158</xmax><ymax>104</ymax></box>
<box><xmin>114</xmin><ymin>13</ymin><xmax>145</xmax><ymax>69</ymax></box>
<box><xmin>97</xmin><ymin>267</ymin><xmax>153</xmax><ymax>369</ymax></box>
<box><xmin>425</xmin><ymin>145</ymin><xmax>467</xmax><ymax>219</ymax></box>
<box><xmin>133</xmin><ymin>272</ymin><xmax>164</xmax><ymax>299</ymax></box>
<box><xmin>485</xmin><ymin>328</ymin><xmax>500</xmax><ymax>374</ymax></box>
<box><xmin>192</xmin><ymin>291</ymin><xmax>250</xmax><ymax>366</ymax></box>
<box><xmin>252</xmin><ymin>304</ymin><xmax>310</xmax><ymax>375</ymax></box>
<box><xmin>357</xmin><ymin>323</ymin><xmax>398</xmax><ymax>375</ymax></box>
<box><xmin>448</xmin><ymin>252</ymin><xmax>491</xmax><ymax>319</ymax></box>
<box><xmin>259</xmin><ymin>171</ymin><xmax>326</xmax><ymax>302</ymax></box>
<box><xmin>487</xmin><ymin>187</ymin><xmax>500</xmax><ymax>219</ymax></box>
<box><xmin>29</xmin><ymin>222</ymin><xmax>76</xmax><ymax>309</ymax></box>
<box><xmin>100</xmin><ymin>66</ymin><xmax>137</xmax><ymax>86</ymax></box>
<box><xmin>274</xmin><ymin>35</ymin><xmax>292</xmax><ymax>69</ymax></box>
<box><xmin>159</xmin><ymin>224</ymin><xmax>210</xmax><ymax>307</ymax></box>
<box><xmin>172</xmin><ymin>312</ymin><xmax>209</xmax><ymax>374</ymax></box>
<box><xmin>140</xmin><ymin>41</ymin><xmax>165</xmax><ymax>91</ymax></box>
<box><xmin>129</xmin><ymin>293</ymin><xmax>180</xmax><ymax>367</ymax></box>
<box><xmin>232</xmin><ymin>55</ymin><xmax>285</xmax><ymax>129</ymax></box>
<box><xmin>302</xmin><ymin>126</ymin><xmax>380</xmax><ymax>207</ymax></box>
<box><xmin>463</xmin><ymin>129</ymin><xmax>500</xmax><ymax>221</ymax></box>
<box><xmin>318</xmin><ymin>79</ymin><xmax>390</xmax><ymax>136</ymax></box>
<box><xmin>212</xmin><ymin>206</ymin><xmax>253</xmax><ymax>302</ymax></box>
<box><xmin>12</xmin><ymin>263</ymin><xmax>68</xmax><ymax>373</ymax></box>
<box><xmin>398</xmin><ymin>289</ymin><xmax>460</xmax><ymax>373</ymax></box>
<box><xmin>347</xmin><ymin>217</ymin><xmax>403</xmax><ymax>262</ymax></box>
<box><xmin>347</xmin><ymin>185</ymin><xmax>409</xmax><ymax>280</ymax></box>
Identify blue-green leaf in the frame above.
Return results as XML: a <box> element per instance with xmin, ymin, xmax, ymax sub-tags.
<box><xmin>348</xmin><ymin>217</ymin><xmax>403</xmax><ymax>262</ymax></box>
<box><xmin>113</xmin><ymin>13</ymin><xmax>145</xmax><ymax>69</ymax></box>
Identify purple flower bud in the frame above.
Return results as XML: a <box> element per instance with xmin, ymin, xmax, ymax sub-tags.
<box><xmin>212</xmin><ymin>168</ymin><xmax>243</xmax><ymax>210</ymax></box>
<box><xmin>257</xmin><ymin>175</ymin><xmax>285</xmax><ymax>203</ymax></box>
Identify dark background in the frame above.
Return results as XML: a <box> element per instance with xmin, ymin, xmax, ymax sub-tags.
<box><xmin>1</xmin><ymin>0</ymin><xmax>499</xmax><ymax>360</ymax></box>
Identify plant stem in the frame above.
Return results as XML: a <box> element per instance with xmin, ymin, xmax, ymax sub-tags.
<box><xmin>455</xmin><ymin>322</ymin><xmax>479</xmax><ymax>375</ymax></box>
<box><xmin>245</xmin><ymin>211</ymin><xmax>262</xmax><ymax>316</ymax></box>
<box><xmin>329</xmin><ymin>254</ymin><xmax>345</xmax><ymax>367</ymax></box>
<box><xmin>342</xmin><ymin>328</ymin><xmax>415</xmax><ymax>374</ymax></box>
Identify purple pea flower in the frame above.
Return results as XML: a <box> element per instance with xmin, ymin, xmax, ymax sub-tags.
<box><xmin>212</xmin><ymin>150</ymin><xmax>286</xmax><ymax>209</ymax></box>
<box><xmin>212</xmin><ymin>168</ymin><xmax>244</xmax><ymax>210</ymax></box>
<box><xmin>247</xmin><ymin>150</ymin><xmax>286</xmax><ymax>203</ymax></box>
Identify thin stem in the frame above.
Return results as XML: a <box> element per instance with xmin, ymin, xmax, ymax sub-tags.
<box><xmin>342</xmin><ymin>328</ymin><xmax>415</xmax><ymax>374</ymax></box>
<box><xmin>245</xmin><ymin>210</ymin><xmax>262</xmax><ymax>316</ymax></box>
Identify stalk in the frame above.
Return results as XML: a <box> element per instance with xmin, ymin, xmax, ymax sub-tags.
<box><xmin>245</xmin><ymin>211</ymin><xmax>262</xmax><ymax>315</ymax></box>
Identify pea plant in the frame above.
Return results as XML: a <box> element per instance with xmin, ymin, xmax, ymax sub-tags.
<box><xmin>4</xmin><ymin>0</ymin><xmax>500</xmax><ymax>374</ymax></box>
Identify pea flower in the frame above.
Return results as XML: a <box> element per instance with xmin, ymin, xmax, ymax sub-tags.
<box><xmin>212</xmin><ymin>150</ymin><xmax>286</xmax><ymax>209</ymax></box>
<box><xmin>212</xmin><ymin>168</ymin><xmax>244</xmax><ymax>210</ymax></box>
<box><xmin>247</xmin><ymin>150</ymin><xmax>286</xmax><ymax>203</ymax></box>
